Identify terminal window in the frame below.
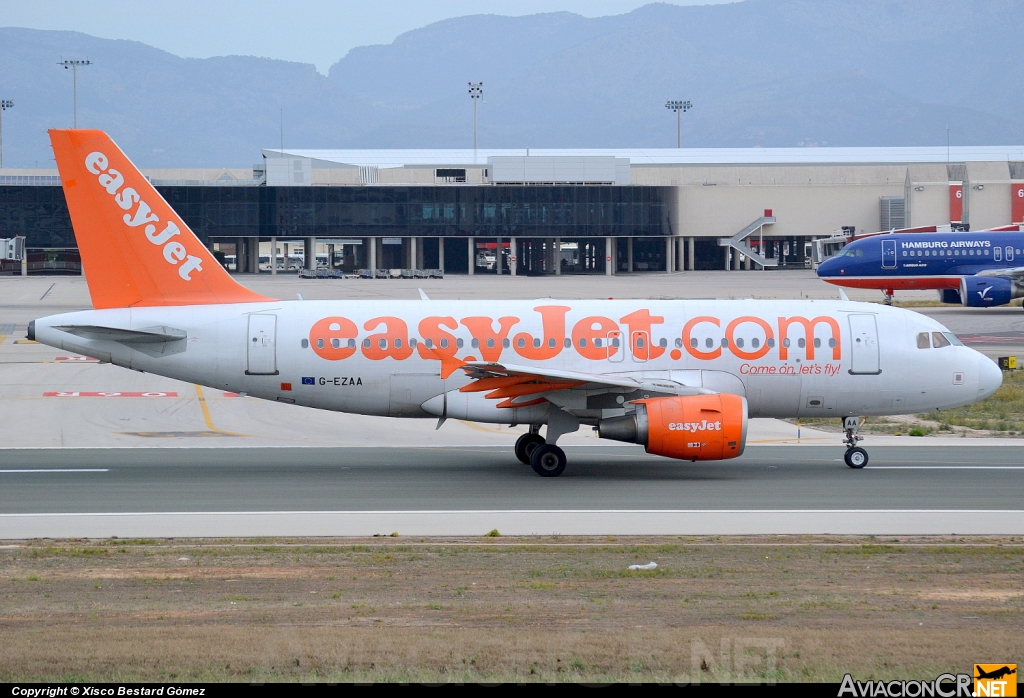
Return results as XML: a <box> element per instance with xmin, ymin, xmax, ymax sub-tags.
<box><xmin>436</xmin><ymin>169</ymin><xmax>467</xmax><ymax>183</ymax></box>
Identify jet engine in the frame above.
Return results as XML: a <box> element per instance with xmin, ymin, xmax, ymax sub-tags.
<box><xmin>597</xmin><ymin>393</ymin><xmax>748</xmax><ymax>461</ymax></box>
<box><xmin>959</xmin><ymin>276</ymin><xmax>1023</xmax><ymax>307</ymax></box>
<box><xmin>938</xmin><ymin>289</ymin><xmax>962</xmax><ymax>305</ymax></box>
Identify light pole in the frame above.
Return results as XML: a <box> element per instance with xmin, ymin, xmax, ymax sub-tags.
<box><xmin>468</xmin><ymin>81</ymin><xmax>483</xmax><ymax>159</ymax></box>
<box><xmin>0</xmin><ymin>100</ymin><xmax>12</xmax><ymax>169</ymax></box>
<box><xmin>665</xmin><ymin>99</ymin><xmax>692</xmax><ymax>148</ymax></box>
<box><xmin>58</xmin><ymin>59</ymin><xmax>92</xmax><ymax>128</ymax></box>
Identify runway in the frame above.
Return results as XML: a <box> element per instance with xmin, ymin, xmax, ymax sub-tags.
<box><xmin>1</xmin><ymin>445</ymin><xmax>1021</xmax><ymax>536</ymax></box>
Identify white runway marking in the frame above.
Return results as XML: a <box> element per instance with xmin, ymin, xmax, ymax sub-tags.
<box><xmin>868</xmin><ymin>466</ymin><xmax>1024</xmax><ymax>470</ymax></box>
<box><xmin>0</xmin><ymin>469</ymin><xmax>109</xmax><ymax>474</ymax></box>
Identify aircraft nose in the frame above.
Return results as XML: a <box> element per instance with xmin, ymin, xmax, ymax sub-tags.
<box><xmin>976</xmin><ymin>354</ymin><xmax>1002</xmax><ymax>400</ymax></box>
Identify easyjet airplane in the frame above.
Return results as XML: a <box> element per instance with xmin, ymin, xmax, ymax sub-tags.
<box><xmin>30</xmin><ymin>130</ymin><xmax>1003</xmax><ymax>474</ymax></box>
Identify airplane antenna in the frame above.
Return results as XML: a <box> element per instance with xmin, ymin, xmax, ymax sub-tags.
<box><xmin>418</xmin><ymin>288</ymin><xmax>430</xmax><ymax>301</ymax></box>
<box><xmin>838</xmin><ymin>289</ymin><xmax>850</xmax><ymax>302</ymax></box>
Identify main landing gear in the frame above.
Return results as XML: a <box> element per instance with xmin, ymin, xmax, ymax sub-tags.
<box><xmin>882</xmin><ymin>289</ymin><xmax>894</xmax><ymax>306</ymax></box>
<box><xmin>842</xmin><ymin>416</ymin><xmax>868</xmax><ymax>469</ymax></box>
<box><xmin>515</xmin><ymin>428</ymin><xmax>546</xmax><ymax>465</ymax></box>
<box><xmin>516</xmin><ymin>427</ymin><xmax>567</xmax><ymax>477</ymax></box>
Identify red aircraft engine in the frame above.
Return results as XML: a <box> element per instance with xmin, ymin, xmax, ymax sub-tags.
<box><xmin>597</xmin><ymin>393</ymin><xmax>748</xmax><ymax>461</ymax></box>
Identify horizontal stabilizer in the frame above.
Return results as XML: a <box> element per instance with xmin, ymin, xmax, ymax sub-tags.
<box><xmin>54</xmin><ymin>325</ymin><xmax>187</xmax><ymax>344</ymax></box>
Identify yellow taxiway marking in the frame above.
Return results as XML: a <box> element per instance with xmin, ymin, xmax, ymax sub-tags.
<box><xmin>194</xmin><ymin>384</ymin><xmax>248</xmax><ymax>436</ymax></box>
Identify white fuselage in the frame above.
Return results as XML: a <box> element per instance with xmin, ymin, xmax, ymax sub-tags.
<box><xmin>33</xmin><ymin>298</ymin><xmax>1000</xmax><ymax>426</ymax></box>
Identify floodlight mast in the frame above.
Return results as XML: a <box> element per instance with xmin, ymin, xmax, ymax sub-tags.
<box><xmin>0</xmin><ymin>100</ymin><xmax>12</xmax><ymax>169</ymax></box>
<box><xmin>468</xmin><ymin>82</ymin><xmax>483</xmax><ymax>161</ymax></box>
<box><xmin>58</xmin><ymin>59</ymin><xmax>92</xmax><ymax>128</ymax></box>
<box><xmin>665</xmin><ymin>99</ymin><xmax>692</xmax><ymax>148</ymax></box>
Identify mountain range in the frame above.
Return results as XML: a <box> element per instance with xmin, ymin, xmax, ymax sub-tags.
<box><xmin>1</xmin><ymin>0</ymin><xmax>1022</xmax><ymax>168</ymax></box>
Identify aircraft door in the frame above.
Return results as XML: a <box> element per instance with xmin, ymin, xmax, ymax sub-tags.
<box><xmin>1006</xmin><ymin>246</ymin><xmax>1014</xmax><ymax>262</ymax></box>
<box><xmin>994</xmin><ymin>246</ymin><xmax>1002</xmax><ymax>262</ymax></box>
<box><xmin>847</xmin><ymin>314</ymin><xmax>880</xmax><ymax>375</ymax></box>
<box><xmin>631</xmin><ymin>331</ymin><xmax>650</xmax><ymax>362</ymax></box>
<box><xmin>881</xmin><ymin>239</ymin><xmax>896</xmax><ymax>269</ymax></box>
<box><xmin>246</xmin><ymin>314</ymin><xmax>278</xmax><ymax>375</ymax></box>
<box><xmin>606</xmin><ymin>330</ymin><xmax>623</xmax><ymax>363</ymax></box>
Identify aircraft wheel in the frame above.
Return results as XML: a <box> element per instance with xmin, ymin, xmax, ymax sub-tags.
<box><xmin>530</xmin><ymin>444</ymin><xmax>567</xmax><ymax>477</ymax></box>
<box><xmin>515</xmin><ymin>433</ymin><xmax>546</xmax><ymax>465</ymax></box>
<box><xmin>844</xmin><ymin>447</ymin><xmax>868</xmax><ymax>469</ymax></box>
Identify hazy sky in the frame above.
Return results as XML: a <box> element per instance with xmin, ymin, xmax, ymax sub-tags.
<box><xmin>3</xmin><ymin>0</ymin><xmax>732</xmax><ymax>73</ymax></box>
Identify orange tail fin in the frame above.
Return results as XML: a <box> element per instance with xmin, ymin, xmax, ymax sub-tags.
<box><xmin>49</xmin><ymin>129</ymin><xmax>273</xmax><ymax>308</ymax></box>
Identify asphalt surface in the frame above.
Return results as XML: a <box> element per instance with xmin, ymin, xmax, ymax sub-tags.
<box><xmin>0</xmin><ymin>445</ymin><xmax>1020</xmax><ymax>514</ymax></box>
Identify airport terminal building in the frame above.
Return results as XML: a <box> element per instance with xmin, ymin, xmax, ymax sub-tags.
<box><xmin>2</xmin><ymin>145</ymin><xmax>1023</xmax><ymax>275</ymax></box>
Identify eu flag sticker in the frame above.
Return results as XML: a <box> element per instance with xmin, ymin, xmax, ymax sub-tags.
<box><xmin>301</xmin><ymin>377</ymin><xmax>315</xmax><ymax>385</ymax></box>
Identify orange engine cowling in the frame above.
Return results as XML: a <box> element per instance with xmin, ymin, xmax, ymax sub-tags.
<box><xmin>597</xmin><ymin>394</ymin><xmax>748</xmax><ymax>461</ymax></box>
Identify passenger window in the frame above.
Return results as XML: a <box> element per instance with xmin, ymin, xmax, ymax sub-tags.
<box><xmin>767</xmin><ymin>338</ymin><xmax>776</xmax><ymax>348</ymax></box>
<box><xmin>316</xmin><ymin>339</ymin><xmax>324</xmax><ymax>349</ymax></box>
<box><xmin>917</xmin><ymin>332</ymin><xmax>930</xmax><ymax>349</ymax></box>
<box><xmin>705</xmin><ymin>338</ymin><xmax>713</xmax><ymax>349</ymax></box>
<box><xmin>439</xmin><ymin>338</ymin><xmax>448</xmax><ymax>349</ymax></box>
<box><xmin>502</xmin><ymin>338</ymin><xmax>510</xmax><ymax>348</ymax></box>
<box><xmin>516</xmin><ymin>337</ymin><xmax>526</xmax><ymax>348</ymax></box>
<box><xmin>736</xmin><ymin>338</ymin><xmax>745</xmax><ymax>348</ymax></box>
<box><xmin>301</xmin><ymin>339</ymin><xmax>309</xmax><ymax>349</ymax></box>
<box><xmin>751</xmin><ymin>338</ymin><xmax>760</xmax><ymax>348</ymax></box>
<box><xmin>931</xmin><ymin>332</ymin><xmax>950</xmax><ymax>348</ymax></box>
<box><xmin>547</xmin><ymin>338</ymin><xmax>556</xmax><ymax>348</ymax></box>
<box><xmin>594</xmin><ymin>338</ymin><xmax>603</xmax><ymax>348</ymax></box>
<box><xmin>828</xmin><ymin>338</ymin><xmax>836</xmax><ymax>348</ymax></box>
<box><xmin>457</xmin><ymin>339</ymin><xmax>464</xmax><ymax>348</ymax></box>
<box><xmin>331</xmin><ymin>339</ymin><xmax>341</xmax><ymax>349</ymax></box>
<box><xmin>690</xmin><ymin>337</ymin><xmax>697</xmax><ymax>348</ymax></box>
<box><xmin>813</xmin><ymin>338</ymin><xmax>821</xmax><ymax>348</ymax></box>
<box><xmin>658</xmin><ymin>338</ymin><xmax>667</xmax><ymax>348</ymax></box>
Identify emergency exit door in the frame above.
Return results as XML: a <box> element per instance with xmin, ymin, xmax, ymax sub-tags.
<box><xmin>246</xmin><ymin>314</ymin><xmax>278</xmax><ymax>375</ymax></box>
<box><xmin>881</xmin><ymin>239</ymin><xmax>896</xmax><ymax>269</ymax></box>
<box><xmin>847</xmin><ymin>314</ymin><xmax>880</xmax><ymax>375</ymax></box>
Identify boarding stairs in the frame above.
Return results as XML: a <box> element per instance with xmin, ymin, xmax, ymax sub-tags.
<box><xmin>717</xmin><ymin>214</ymin><xmax>777</xmax><ymax>268</ymax></box>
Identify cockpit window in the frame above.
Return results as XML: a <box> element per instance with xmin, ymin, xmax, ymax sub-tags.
<box><xmin>942</xmin><ymin>332</ymin><xmax>963</xmax><ymax>346</ymax></box>
<box><xmin>836</xmin><ymin>247</ymin><xmax>864</xmax><ymax>258</ymax></box>
<box><xmin>916</xmin><ymin>332</ymin><xmax>930</xmax><ymax>349</ymax></box>
<box><xmin>931</xmin><ymin>332</ymin><xmax>951</xmax><ymax>348</ymax></box>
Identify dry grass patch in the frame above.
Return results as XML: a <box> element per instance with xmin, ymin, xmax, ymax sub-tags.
<box><xmin>0</xmin><ymin>536</ymin><xmax>1021</xmax><ymax>682</ymax></box>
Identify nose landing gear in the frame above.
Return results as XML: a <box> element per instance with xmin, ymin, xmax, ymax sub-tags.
<box><xmin>842</xmin><ymin>416</ymin><xmax>868</xmax><ymax>468</ymax></box>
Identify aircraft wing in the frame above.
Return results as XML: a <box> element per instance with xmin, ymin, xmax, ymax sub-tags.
<box><xmin>975</xmin><ymin>266</ymin><xmax>1024</xmax><ymax>281</ymax></box>
<box><xmin>458</xmin><ymin>361</ymin><xmax>711</xmax><ymax>408</ymax></box>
